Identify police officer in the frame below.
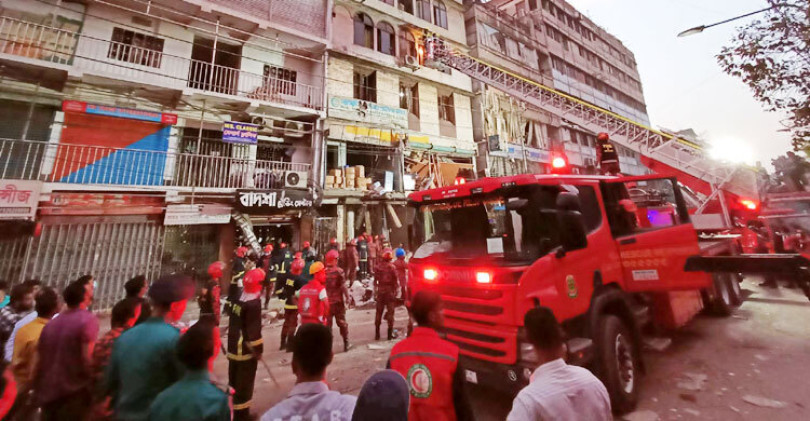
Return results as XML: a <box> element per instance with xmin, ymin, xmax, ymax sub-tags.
<box><xmin>148</xmin><ymin>316</ymin><xmax>230</xmax><ymax>420</ymax></box>
<box><xmin>596</xmin><ymin>132</ymin><xmax>621</xmax><ymax>175</ymax></box>
<box><xmin>275</xmin><ymin>258</ymin><xmax>307</xmax><ymax>351</ymax></box>
<box><xmin>374</xmin><ymin>248</ymin><xmax>401</xmax><ymax>341</ymax></box>
<box><xmin>299</xmin><ymin>261</ymin><xmax>329</xmax><ymax>326</ymax></box>
<box><xmin>357</xmin><ymin>234</ymin><xmax>369</xmax><ymax>279</ymax></box>
<box><xmin>227</xmin><ymin>268</ymin><xmax>264</xmax><ymax>421</ymax></box>
<box><xmin>199</xmin><ymin>261</ymin><xmax>223</xmax><ymax>324</ymax></box>
<box><xmin>392</xmin><ymin>248</ymin><xmax>411</xmax><ymax>336</ymax></box>
<box><xmin>324</xmin><ymin>250</ymin><xmax>351</xmax><ymax>352</ymax></box>
<box><xmin>388</xmin><ymin>291</ymin><xmax>473</xmax><ymax>421</ymax></box>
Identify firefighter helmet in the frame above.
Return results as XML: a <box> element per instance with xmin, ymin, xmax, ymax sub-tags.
<box><xmin>382</xmin><ymin>248</ymin><xmax>394</xmax><ymax>261</ymax></box>
<box><xmin>597</xmin><ymin>132</ymin><xmax>610</xmax><ymax>142</ymax></box>
<box><xmin>243</xmin><ymin>268</ymin><xmax>265</xmax><ymax>294</ymax></box>
<box><xmin>290</xmin><ymin>258</ymin><xmax>305</xmax><ymax>275</ymax></box>
<box><xmin>309</xmin><ymin>261</ymin><xmax>326</xmax><ymax>275</ymax></box>
<box><xmin>207</xmin><ymin>261</ymin><xmax>225</xmax><ymax>279</ymax></box>
<box><xmin>325</xmin><ymin>249</ymin><xmax>339</xmax><ymax>265</ymax></box>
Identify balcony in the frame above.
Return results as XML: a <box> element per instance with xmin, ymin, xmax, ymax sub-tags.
<box><xmin>0</xmin><ymin>15</ymin><xmax>323</xmax><ymax>111</ymax></box>
<box><xmin>0</xmin><ymin>138</ymin><xmax>310</xmax><ymax>191</ymax></box>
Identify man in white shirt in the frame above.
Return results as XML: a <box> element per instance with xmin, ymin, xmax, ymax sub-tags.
<box><xmin>261</xmin><ymin>324</ymin><xmax>356</xmax><ymax>421</ymax></box>
<box><xmin>507</xmin><ymin>307</ymin><xmax>612</xmax><ymax>421</ymax></box>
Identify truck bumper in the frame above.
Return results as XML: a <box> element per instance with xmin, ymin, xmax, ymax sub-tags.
<box><xmin>458</xmin><ymin>355</ymin><xmax>530</xmax><ymax>396</ymax></box>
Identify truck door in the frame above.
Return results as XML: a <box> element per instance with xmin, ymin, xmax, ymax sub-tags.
<box><xmin>602</xmin><ymin>177</ymin><xmax>712</xmax><ymax>292</ymax></box>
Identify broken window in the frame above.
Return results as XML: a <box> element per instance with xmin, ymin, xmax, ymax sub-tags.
<box><xmin>354</xmin><ymin>13</ymin><xmax>374</xmax><ymax>48</ymax></box>
<box><xmin>377</xmin><ymin>22</ymin><xmax>395</xmax><ymax>55</ymax></box>
<box><xmin>438</xmin><ymin>93</ymin><xmax>455</xmax><ymax>125</ymax></box>
<box><xmin>353</xmin><ymin>70</ymin><xmax>377</xmax><ymax>102</ymax></box>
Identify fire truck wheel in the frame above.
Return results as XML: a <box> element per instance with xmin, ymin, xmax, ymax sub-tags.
<box><xmin>597</xmin><ymin>315</ymin><xmax>639</xmax><ymax>414</ymax></box>
<box><xmin>729</xmin><ymin>274</ymin><xmax>743</xmax><ymax>305</ymax></box>
<box><xmin>708</xmin><ymin>273</ymin><xmax>735</xmax><ymax>316</ymax></box>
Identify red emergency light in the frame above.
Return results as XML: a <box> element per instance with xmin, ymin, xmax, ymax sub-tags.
<box><xmin>739</xmin><ymin>199</ymin><xmax>759</xmax><ymax>211</ymax></box>
<box><xmin>549</xmin><ymin>154</ymin><xmax>569</xmax><ymax>174</ymax></box>
<box><xmin>454</xmin><ymin>177</ymin><xmax>466</xmax><ymax>185</ymax></box>
<box><xmin>475</xmin><ymin>271</ymin><xmax>492</xmax><ymax>284</ymax></box>
<box><xmin>423</xmin><ymin>268</ymin><xmax>438</xmax><ymax>282</ymax></box>
<box><xmin>552</xmin><ymin>157</ymin><xmax>567</xmax><ymax>169</ymax></box>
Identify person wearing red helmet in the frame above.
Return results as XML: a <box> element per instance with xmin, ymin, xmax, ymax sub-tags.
<box><xmin>298</xmin><ymin>262</ymin><xmax>329</xmax><ymax>326</ymax></box>
<box><xmin>324</xmin><ymin>250</ymin><xmax>351</xmax><ymax>352</ymax></box>
<box><xmin>227</xmin><ymin>268</ymin><xmax>265</xmax><ymax>421</ymax></box>
<box><xmin>596</xmin><ymin>132</ymin><xmax>621</xmax><ymax>175</ymax></box>
<box><xmin>199</xmin><ymin>261</ymin><xmax>224</xmax><ymax>323</ymax></box>
<box><xmin>345</xmin><ymin>238</ymin><xmax>359</xmax><ymax>285</ymax></box>
<box><xmin>260</xmin><ymin>244</ymin><xmax>276</xmax><ymax>310</ymax></box>
<box><xmin>374</xmin><ymin>248</ymin><xmax>402</xmax><ymax>340</ymax></box>
<box><xmin>328</xmin><ymin>237</ymin><xmax>340</xmax><ymax>253</ymax></box>
<box><xmin>276</xmin><ymin>258</ymin><xmax>307</xmax><ymax>351</ymax></box>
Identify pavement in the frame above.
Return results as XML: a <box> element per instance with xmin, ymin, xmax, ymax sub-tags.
<box><xmin>204</xmin><ymin>278</ymin><xmax>810</xmax><ymax>420</ymax></box>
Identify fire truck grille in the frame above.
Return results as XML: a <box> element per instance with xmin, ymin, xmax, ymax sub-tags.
<box><xmin>443</xmin><ymin>301</ymin><xmax>503</xmax><ymax>315</ymax></box>
<box><xmin>454</xmin><ymin>341</ymin><xmax>507</xmax><ymax>358</ymax></box>
<box><xmin>444</xmin><ymin>327</ymin><xmax>505</xmax><ymax>344</ymax></box>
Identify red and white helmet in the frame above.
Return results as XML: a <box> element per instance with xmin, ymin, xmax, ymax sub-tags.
<box><xmin>263</xmin><ymin>244</ymin><xmax>273</xmax><ymax>254</ymax></box>
<box><xmin>236</xmin><ymin>246</ymin><xmax>248</xmax><ymax>258</ymax></box>
<box><xmin>243</xmin><ymin>268</ymin><xmax>265</xmax><ymax>294</ymax></box>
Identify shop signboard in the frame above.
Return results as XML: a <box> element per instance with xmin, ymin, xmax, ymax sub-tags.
<box><xmin>164</xmin><ymin>204</ymin><xmax>231</xmax><ymax>226</ymax></box>
<box><xmin>62</xmin><ymin>100</ymin><xmax>178</xmax><ymax>125</ymax></box>
<box><xmin>222</xmin><ymin>121</ymin><xmax>259</xmax><ymax>144</ymax></box>
<box><xmin>0</xmin><ymin>180</ymin><xmax>41</xmax><ymax>220</ymax></box>
<box><xmin>328</xmin><ymin>96</ymin><xmax>408</xmax><ymax>129</ymax></box>
<box><xmin>40</xmin><ymin>193</ymin><xmax>163</xmax><ymax>216</ymax></box>
<box><xmin>236</xmin><ymin>189</ymin><xmax>314</xmax><ymax>214</ymax></box>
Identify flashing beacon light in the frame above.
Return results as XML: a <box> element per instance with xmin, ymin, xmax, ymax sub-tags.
<box><xmin>454</xmin><ymin>177</ymin><xmax>466</xmax><ymax>185</ymax></box>
<box><xmin>475</xmin><ymin>271</ymin><xmax>492</xmax><ymax>284</ymax></box>
<box><xmin>552</xmin><ymin>157</ymin><xmax>567</xmax><ymax>169</ymax></box>
<box><xmin>424</xmin><ymin>268</ymin><xmax>438</xmax><ymax>282</ymax></box>
<box><xmin>550</xmin><ymin>154</ymin><xmax>569</xmax><ymax>174</ymax></box>
<box><xmin>739</xmin><ymin>199</ymin><xmax>759</xmax><ymax>211</ymax></box>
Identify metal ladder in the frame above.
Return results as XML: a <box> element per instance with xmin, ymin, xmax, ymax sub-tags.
<box><xmin>425</xmin><ymin>37</ymin><xmax>758</xmax><ymax>203</ymax></box>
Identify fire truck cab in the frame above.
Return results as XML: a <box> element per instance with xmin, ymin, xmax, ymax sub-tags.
<box><xmin>407</xmin><ymin>173</ymin><xmax>719</xmax><ymax>413</ymax></box>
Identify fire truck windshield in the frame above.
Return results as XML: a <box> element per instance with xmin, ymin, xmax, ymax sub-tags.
<box><xmin>412</xmin><ymin>186</ymin><xmax>575</xmax><ymax>262</ymax></box>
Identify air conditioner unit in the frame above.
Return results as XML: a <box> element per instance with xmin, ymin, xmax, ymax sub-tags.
<box><xmin>404</xmin><ymin>55</ymin><xmax>420</xmax><ymax>69</ymax></box>
<box><xmin>285</xmin><ymin>121</ymin><xmax>306</xmax><ymax>138</ymax></box>
<box><xmin>251</xmin><ymin>116</ymin><xmax>265</xmax><ymax>126</ymax></box>
<box><xmin>284</xmin><ymin>170</ymin><xmax>309</xmax><ymax>189</ymax></box>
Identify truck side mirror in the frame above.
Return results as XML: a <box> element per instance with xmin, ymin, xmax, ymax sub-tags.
<box><xmin>557</xmin><ymin>192</ymin><xmax>588</xmax><ymax>252</ymax></box>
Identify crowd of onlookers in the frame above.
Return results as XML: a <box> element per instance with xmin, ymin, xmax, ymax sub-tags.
<box><xmin>0</xmin><ymin>269</ymin><xmax>615</xmax><ymax>421</ymax></box>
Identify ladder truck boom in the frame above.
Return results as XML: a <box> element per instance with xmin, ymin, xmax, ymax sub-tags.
<box><xmin>423</xmin><ymin>36</ymin><xmax>758</xmax><ymax>210</ymax></box>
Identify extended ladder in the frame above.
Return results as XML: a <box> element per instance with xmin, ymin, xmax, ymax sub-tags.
<box><xmin>424</xmin><ymin>37</ymin><xmax>758</xmax><ymax>203</ymax></box>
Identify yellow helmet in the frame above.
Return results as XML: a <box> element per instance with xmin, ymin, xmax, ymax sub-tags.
<box><xmin>309</xmin><ymin>261</ymin><xmax>325</xmax><ymax>275</ymax></box>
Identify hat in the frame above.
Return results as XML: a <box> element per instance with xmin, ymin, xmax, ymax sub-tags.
<box><xmin>290</xmin><ymin>258</ymin><xmax>306</xmax><ymax>275</ymax></box>
<box><xmin>351</xmin><ymin>370</ymin><xmax>409</xmax><ymax>421</ymax></box>
<box><xmin>149</xmin><ymin>274</ymin><xmax>194</xmax><ymax>305</ymax></box>
<box><xmin>243</xmin><ymin>268</ymin><xmax>265</xmax><ymax>294</ymax></box>
<box><xmin>207</xmin><ymin>261</ymin><xmax>225</xmax><ymax>279</ymax></box>
<box><xmin>382</xmin><ymin>248</ymin><xmax>393</xmax><ymax>260</ymax></box>
<box><xmin>597</xmin><ymin>132</ymin><xmax>609</xmax><ymax>141</ymax></box>
<box><xmin>325</xmin><ymin>249</ymin><xmax>339</xmax><ymax>265</ymax></box>
<box><xmin>303</xmin><ymin>241</ymin><xmax>311</xmax><ymax>248</ymax></box>
<box><xmin>236</xmin><ymin>246</ymin><xmax>248</xmax><ymax>258</ymax></box>
<box><xmin>395</xmin><ymin>248</ymin><xmax>406</xmax><ymax>258</ymax></box>
<box><xmin>264</xmin><ymin>244</ymin><xmax>273</xmax><ymax>254</ymax></box>
<box><xmin>309</xmin><ymin>261</ymin><xmax>325</xmax><ymax>275</ymax></box>
<box><xmin>330</xmin><ymin>237</ymin><xmax>338</xmax><ymax>245</ymax></box>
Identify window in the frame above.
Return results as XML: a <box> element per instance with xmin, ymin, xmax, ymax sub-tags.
<box><xmin>433</xmin><ymin>1</ymin><xmax>448</xmax><ymax>29</ymax></box>
<box><xmin>263</xmin><ymin>65</ymin><xmax>297</xmax><ymax>96</ymax></box>
<box><xmin>353</xmin><ymin>70</ymin><xmax>377</xmax><ymax>102</ymax></box>
<box><xmin>381</xmin><ymin>0</ymin><xmax>394</xmax><ymax>5</ymax></box>
<box><xmin>438</xmin><ymin>93</ymin><xmax>455</xmax><ymax>124</ymax></box>
<box><xmin>602</xmin><ymin>178</ymin><xmax>689</xmax><ymax>237</ymax></box>
<box><xmin>416</xmin><ymin>0</ymin><xmax>432</xmax><ymax>23</ymax></box>
<box><xmin>400</xmin><ymin>31</ymin><xmax>417</xmax><ymax>58</ymax></box>
<box><xmin>400</xmin><ymin>0</ymin><xmax>414</xmax><ymax>14</ymax></box>
<box><xmin>354</xmin><ymin>13</ymin><xmax>374</xmax><ymax>48</ymax></box>
<box><xmin>108</xmin><ymin>27</ymin><xmax>164</xmax><ymax>68</ymax></box>
<box><xmin>377</xmin><ymin>22</ymin><xmax>395</xmax><ymax>55</ymax></box>
<box><xmin>400</xmin><ymin>82</ymin><xmax>419</xmax><ymax>116</ymax></box>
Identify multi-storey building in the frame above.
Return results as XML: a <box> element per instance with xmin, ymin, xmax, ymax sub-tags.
<box><xmin>319</xmin><ymin>0</ymin><xmax>477</xmax><ymax>247</ymax></box>
<box><xmin>465</xmin><ymin>0</ymin><xmax>649</xmax><ymax>177</ymax></box>
<box><xmin>0</xmin><ymin>0</ymin><xmax>328</xmax><ymax>308</ymax></box>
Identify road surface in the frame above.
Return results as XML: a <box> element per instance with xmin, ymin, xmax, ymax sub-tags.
<box><xmin>210</xmin><ymin>278</ymin><xmax>810</xmax><ymax>420</ymax></box>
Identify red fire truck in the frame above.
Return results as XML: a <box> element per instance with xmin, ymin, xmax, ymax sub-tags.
<box><xmin>406</xmin><ymin>173</ymin><xmax>777</xmax><ymax>413</ymax></box>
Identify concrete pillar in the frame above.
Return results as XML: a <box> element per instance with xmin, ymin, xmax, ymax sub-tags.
<box><xmin>336</xmin><ymin>204</ymin><xmax>345</xmax><ymax>244</ymax></box>
<box><xmin>347</xmin><ymin>207</ymin><xmax>355</xmax><ymax>241</ymax></box>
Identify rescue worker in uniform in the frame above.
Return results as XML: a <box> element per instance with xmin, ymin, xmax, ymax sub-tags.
<box><xmin>345</xmin><ymin>239</ymin><xmax>359</xmax><ymax>285</ymax></box>
<box><xmin>368</xmin><ymin>235</ymin><xmax>379</xmax><ymax>276</ymax></box>
<box><xmin>276</xmin><ymin>258</ymin><xmax>307</xmax><ymax>351</ymax></box>
<box><xmin>299</xmin><ymin>262</ymin><xmax>329</xmax><ymax>326</ymax></box>
<box><xmin>392</xmin><ymin>248</ymin><xmax>411</xmax><ymax>336</ymax></box>
<box><xmin>226</xmin><ymin>246</ymin><xmax>248</xmax><ymax>315</ymax></box>
<box><xmin>261</xmin><ymin>244</ymin><xmax>276</xmax><ymax>309</ymax></box>
<box><xmin>272</xmin><ymin>242</ymin><xmax>294</xmax><ymax>277</ymax></box>
<box><xmin>301</xmin><ymin>241</ymin><xmax>316</xmax><ymax>262</ymax></box>
<box><xmin>324</xmin><ymin>250</ymin><xmax>351</xmax><ymax>352</ymax></box>
<box><xmin>596</xmin><ymin>132</ymin><xmax>621</xmax><ymax>175</ymax></box>
<box><xmin>357</xmin><ymin>234</ymin><xmax>369</xmax><ymax>279</ymax></box>
<box><xmin>327</xmin><ymin>237</ymin><xmax>340</xmax><ymax>253</ymax></box>
<box><xmin>227</xmin><ymin>268</ymin><xmax>264</xmax><ymax>421</ymax></box>
<box><xmin>388</xmin><ymin>291</ymin><xmax>473</xmax><ymax>421</ymax></box>
<box><xmin>374</xmin><ymin>248</ymin><xmax>401</xmax><ymax>341</ymax></box>
<box><xmin>199</xmin><ymin>261</ymin><xmax>223</xmax><ymax>324</ymax></box>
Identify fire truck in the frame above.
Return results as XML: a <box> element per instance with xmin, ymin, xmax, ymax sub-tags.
<box><xmin>406</xmin><ymin>173</ymin><xmax>810</xmax><ymax>413</ymax></box>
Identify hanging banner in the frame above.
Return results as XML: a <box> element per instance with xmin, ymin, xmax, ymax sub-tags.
<box><xmin>222</xmin><ymin>121</ymin><xmax>259</xmax><ymax>144</ymax></box>
<box><xmin>328</xmin><ymin>96</ymin><xmax>408</xmax><ymax>129</ymax></box>
<box><xmin>236</xmin><ymin>189</ymin><xmax>314</xmax><ymax>214</ymax></box>
<box><xmin>0</xmin><ymin>180</ymin><xmax>41</xmax><ymax>220</ymax></box>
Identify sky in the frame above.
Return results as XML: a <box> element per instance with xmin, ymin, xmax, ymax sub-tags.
<box><xmin>564</xmin><ymin>0</ymin><xmax>793</xmax><ymax>166</ymax></box>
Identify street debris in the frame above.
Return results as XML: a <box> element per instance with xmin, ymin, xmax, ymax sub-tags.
<box><xmin>729</xmin><ymin>406</ymin><xmax>740</xmax><ymax>413</ymax></box>
<box><xmin>754</xmin><ymin>354</ymin><xmax>769</xmax><ymax>361</ymax></box>
<box><xmin>682</xmin><ymin>409</ymin><xmax>700</xmax><ymax>417</ymax></box>
<box><xmin>643</xmin><ymin>337</ymin><xmax>672</xmax><ymax>352</ymax></box>
<box><xmin>622</xmin><ymin>409</ymin><xmax>660</xmax><ymax>421</ymax></box>
<box><xmin>367</xmin><ymin>343</ymin><xmax>387</xmax><ymax>350</ymax></box>
<box><xmin>742</xmin><ymin>395</ymin><xmax>788</xmax><ymax>409</ymax></box>
<box><xmin>676</xmin><ymin>372</ymin><xmax>707</xmax><ymax>391</ymax></box>
<box><xmin>678</xmin><ymin>393</ymin><xmax>697</xmax><ymax>403</ymax></box>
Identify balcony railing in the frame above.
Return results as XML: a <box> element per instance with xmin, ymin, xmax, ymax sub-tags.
<box><xmin>1</xmin><ymin>138</ymin><xmax>310</xmax><ymax>190</ymax></box>
<box><xmin>0</xmin><ymin>16</ymin><xmax>323</xmax><ymax>110</ymax></box>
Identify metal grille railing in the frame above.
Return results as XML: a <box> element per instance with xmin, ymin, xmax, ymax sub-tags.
<box><xmin>1</xmin><ymin>138</ymin><xmax>310</xmax><ymax>190</ymax></box>
<box><xmin>0</xmin><ymin>15</ymin><xmax>323</xmax><ymax>110</ymax></box>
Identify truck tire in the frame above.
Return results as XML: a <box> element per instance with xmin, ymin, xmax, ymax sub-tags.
<box><xmin>730</xmin><ymin>274</ymin><xmax>743</xmax><ymax>305</ymax></box>
<box><xmin>709</xmin><ymin>273</ymin><xmax>735</xmax><ymax>316</ymax></box>
<box><xmin>596</xmin><ymin>315</ymin><xmax>639</xmax><ymax>414</ymax></box>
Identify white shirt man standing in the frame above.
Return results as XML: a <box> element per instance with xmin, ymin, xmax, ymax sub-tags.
<box><xmin>507</xmin><ymin>307</ymin><xmax>612</xmax><ymax>421</ymax></box>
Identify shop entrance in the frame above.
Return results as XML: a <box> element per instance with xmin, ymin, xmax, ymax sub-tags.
<box><xmin>252</xmin><ymin>224</ymin><xmax>295</xmax><ymax>248</ymax></box>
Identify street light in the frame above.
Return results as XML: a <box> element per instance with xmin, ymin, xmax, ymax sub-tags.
<box><xmin>677</xmin><ymin>7</ymin><xmax>773</xmax><ymax>37</ymax></box>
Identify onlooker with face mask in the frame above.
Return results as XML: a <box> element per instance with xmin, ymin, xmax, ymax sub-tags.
<box><xmin>0</xmin><ymin>282</ymin><xmax>36</xmax><ymax>362</ymax></box>
<box><xmin>105</xmin><ymin>274</ymin><xmax>191</xmax><ymax>421</ymax></box>
<box><xmin>34</xmin><ymin>276</ymin><xmax>99</xmax><ymax>420</ymax></box>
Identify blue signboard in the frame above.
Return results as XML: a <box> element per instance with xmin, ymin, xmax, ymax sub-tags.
<box><xmin>222</xmin><ymin>121</ymin><xmax>259</xmax><ymax>144</ymax></box>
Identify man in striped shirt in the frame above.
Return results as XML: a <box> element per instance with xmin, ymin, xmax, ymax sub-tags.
<box><xmin>507</xmin><ymin>307</ymin><xmax>612</xmax><ymax>421</ymax></box>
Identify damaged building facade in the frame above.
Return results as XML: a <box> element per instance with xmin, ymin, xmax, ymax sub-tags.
<box><xmin>466</xmin><ymin>0</ymin><xmax>649</xmax><ymax>177</ymax></box>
